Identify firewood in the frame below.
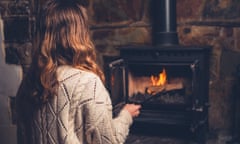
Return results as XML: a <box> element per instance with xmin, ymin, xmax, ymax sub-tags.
<box><xmin>146</xmin><ymin>82</ymin><xmax>184</xmax><ymax>95</ymax></box>
<box><xmin>146</xmin><ymin>85</ymin><xmax>165</xmax><ymax>95</ymax></box>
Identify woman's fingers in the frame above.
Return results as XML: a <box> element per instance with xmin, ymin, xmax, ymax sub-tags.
<box><xmin>123</xmin><ymin>104</ymin><xmax>141</xmax><ymax>117</ymax></box>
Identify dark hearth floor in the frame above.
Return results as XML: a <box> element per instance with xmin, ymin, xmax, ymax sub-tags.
<box><xmin>125</xmin><ymin>133</ymin><xmax>238</xmax><ymax>144</ymax></box>
<box><xmin>125</xmin><ymin>127</ymin><xmax>239</xmax><ymax>144</ymax></box>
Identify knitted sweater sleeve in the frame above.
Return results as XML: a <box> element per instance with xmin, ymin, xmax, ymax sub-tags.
<box><xmin>76</xmin><ymin>74</ymin><xmax>133</xmax><ymax>144</ymax></box>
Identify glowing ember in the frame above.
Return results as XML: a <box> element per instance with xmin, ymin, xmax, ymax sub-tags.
<box><xmin>150</xmin><ymin>68</ymin><xmax>167</xmax><ymax>86</ymax></box>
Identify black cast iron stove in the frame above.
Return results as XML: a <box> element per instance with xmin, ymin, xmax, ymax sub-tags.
<box><xmin>106</xmin><ymin>0</ymin><xmax>211</xmax><ymax>143</ymax></box>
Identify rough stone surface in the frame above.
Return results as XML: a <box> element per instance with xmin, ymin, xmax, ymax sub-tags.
<box><xmin>203</xmin><ymin>0</ymin><xmax>240</xmax><ymax>19</ymax></box>
<box><xmin>177</xmin><ymin>0</ymin><xmax>204</xmax><ymax>21</ymax></box>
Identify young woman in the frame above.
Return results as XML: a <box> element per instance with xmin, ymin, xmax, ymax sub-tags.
<box><xmin>16</xmin><ymin>0</ymin><xmax>141</xmax><ymax>143</ymax></box>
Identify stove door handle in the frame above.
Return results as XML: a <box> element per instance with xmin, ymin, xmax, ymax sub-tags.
<box><xmin>109</xmin><ymin>59</ymin><xmax>124</xmax><ymax>68</ymax></box>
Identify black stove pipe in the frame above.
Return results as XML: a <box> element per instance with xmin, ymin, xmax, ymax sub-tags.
<box><xmin>152</xmin><ymin>0</ymin><xmax>179</xmax><ymax>46</ymax></box>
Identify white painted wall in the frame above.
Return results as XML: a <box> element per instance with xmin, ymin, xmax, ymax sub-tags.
<box><xmin>0</xmin><ymin>14</ymin><xmax>23</xmax><ymax>144</ymax></box>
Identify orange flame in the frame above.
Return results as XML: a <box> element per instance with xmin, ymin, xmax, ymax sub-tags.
<box><xmin>150</xmin><ymin>68</ymin><xmax>167</xmax><ymax>86</ymax></box>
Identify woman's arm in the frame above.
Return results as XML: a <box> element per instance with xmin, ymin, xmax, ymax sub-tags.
<box><xmin>75</xmin><ymin>74</ymin><xmax>140</xmax><ymax>144</ymax></box>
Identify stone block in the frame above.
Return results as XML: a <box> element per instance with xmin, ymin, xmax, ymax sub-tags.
<box><xmin>3</xmin><ymin>16</ymin><xmax>30</xmax><ymax>42</ymax></box>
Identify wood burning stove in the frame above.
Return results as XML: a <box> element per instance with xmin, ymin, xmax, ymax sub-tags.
<box><xmin>107</xmin><ymin>45</ymin><xmax>210</xmax><ymax>143</ymax></box>
<box><xmin>104</xmin><ymin>0</ymin><xmax>211</xmax><ymax>143</ymax></box>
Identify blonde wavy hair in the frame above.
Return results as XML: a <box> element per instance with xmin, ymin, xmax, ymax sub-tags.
<box><xmin>29</xmin><ymin>0</ymin><xmax>104</xmax><ymax>105</ymax></box>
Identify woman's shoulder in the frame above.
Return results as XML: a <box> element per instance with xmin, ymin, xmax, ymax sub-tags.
<box><xmin>56</xmin><ymin>66</ymin><xmax>104</xmax><ymax>101</ymax></box>
<box><xmin>57</xmin><ymin>65</ymin><xmax>99</xmax><ymax>82</ymax></box>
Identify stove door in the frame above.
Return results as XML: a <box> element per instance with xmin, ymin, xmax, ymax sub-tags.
<box><xmin>108</xmin><ymin>59</ymin><xmax>127</xmax><ymax>106</ymax></box>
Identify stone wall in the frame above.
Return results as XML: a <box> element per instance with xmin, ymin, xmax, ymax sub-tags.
<box><xmin>1</xmin><ymin>0</ymin><xmax>240</xmax><ymax>143</ymax></box>
<box><xmin>0</xmin><ymin>0</ymin><xmax>34</xmax><ymax>72</ymax></box>
<box><xmin>88</xmin><ymin>0</ymin><xmax>240</xmax><ymax>134</ymax></box>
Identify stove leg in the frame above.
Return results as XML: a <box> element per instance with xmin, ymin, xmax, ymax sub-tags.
<box><xmin>192</xmin><ymin>124</ymin><xmax>208</xmax><ymax>144</ymax></box>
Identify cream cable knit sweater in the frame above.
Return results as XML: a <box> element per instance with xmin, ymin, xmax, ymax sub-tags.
<box><xmin>17</xmin><ymin>66</ymin><xmax>133</xmax><ymax>144</ymax></box>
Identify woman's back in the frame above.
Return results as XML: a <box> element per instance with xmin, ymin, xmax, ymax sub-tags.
<box><xmin>28</xmin><ymin>66</ymin><xmax>133</xmax><ymax>144</ymax></box>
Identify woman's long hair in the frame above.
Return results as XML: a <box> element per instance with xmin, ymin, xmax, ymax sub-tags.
<box><xmin>29</xmin><ymin>0</ymin><xmax>104</xmax><ymax>106</ymax></box>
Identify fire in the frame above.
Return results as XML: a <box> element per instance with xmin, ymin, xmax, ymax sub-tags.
<box><xmin>150</xmin><ymin>68</ymin><xmax>167</xmax><ymax>86</ymax></box>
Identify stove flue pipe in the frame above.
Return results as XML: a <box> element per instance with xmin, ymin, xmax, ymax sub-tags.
<box><xmin>152</xmin><ymin>0</ymin><xmax>179</xmax><ymax>46</ymax></box>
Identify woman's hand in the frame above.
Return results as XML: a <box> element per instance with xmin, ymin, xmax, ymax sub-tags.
<box><xmin>123</xmin><ymin>104</ymin><xmax>141</xmax><ymax>118</ymax></box>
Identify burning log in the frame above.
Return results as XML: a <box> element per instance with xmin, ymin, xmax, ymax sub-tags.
<box><xmin>146</xmin><ymin>82</ymin><xmax>184</xmax><ymax>95</ymax></box>
<box><xmin>135</xmin><ymin>82</ymin><xmax>184</xmax><ymax>104</ymax></box>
